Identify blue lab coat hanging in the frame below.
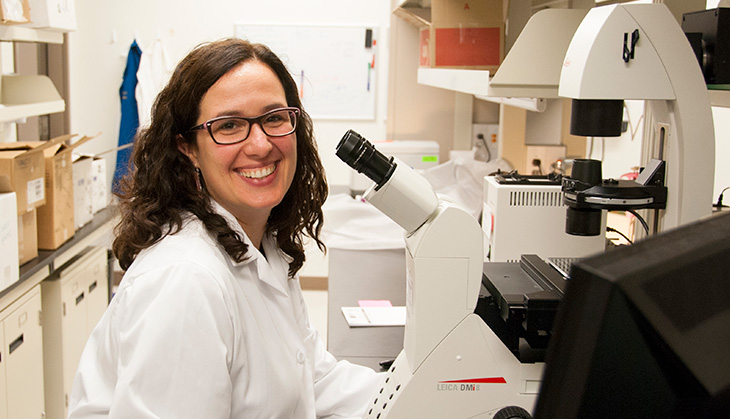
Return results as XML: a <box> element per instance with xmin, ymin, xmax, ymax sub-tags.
<box><xmin>114</xmin><ymin>40</ymin><xmax>142</xmax><ymax>193</ymax></box>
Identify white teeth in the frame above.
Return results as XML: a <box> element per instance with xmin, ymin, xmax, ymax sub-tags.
<box><xmin>238</xmin><ymin>164</ymin><xmax>275</xmax><ymax>179</ymax></box>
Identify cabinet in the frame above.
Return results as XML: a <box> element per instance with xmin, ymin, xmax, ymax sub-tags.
<box><xmin>0</xmin><ymin>208</ymin><xmax>112</xmax><ymax>419</ymax></box>
<box><xmin>0</xmin><ymin>323</ymin><xmax>5</xmax><ymax>419</ymax></box>
<box><xmin>42</xmin><ymin>245</ymin><xmax>109</xmax><ymax>419</ymax></box>
<box><xmin>0</xmin><ymin>285</ymin><xmax>45</xmax><ymax>419</ymax></box>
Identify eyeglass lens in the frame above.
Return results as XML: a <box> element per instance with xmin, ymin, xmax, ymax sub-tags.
<box><xmin>209</xmin><ymin>109</ymin><xmax>296</xmax><ymax>144</ymax></box>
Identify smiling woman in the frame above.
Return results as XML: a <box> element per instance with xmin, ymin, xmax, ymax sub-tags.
<box><xmin>178</xmin><ymin>60</ymin><xmax>300</xmax><ymax>248</ymax></box>
<box><xmin>113</xmin><ymin>39</ymin><xmax>327</xmax><ymax>275</ymax></box>
<box><xmin>67</xmin><ymin>38</ymin><xmax>382</xmax><ymax>419</ymax></box>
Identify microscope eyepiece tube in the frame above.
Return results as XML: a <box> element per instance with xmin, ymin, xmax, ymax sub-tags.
<box><xmin>336</xmin><ymin>129</ymin><xmax>440</xmax><ymax>234</ymax></box>
<box><xmin>336</xmin><ymin>130</ymin><xmax>396</xmax><ymax>189</ymax></box>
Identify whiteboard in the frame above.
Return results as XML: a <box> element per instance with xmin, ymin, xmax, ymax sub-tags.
<box><xmin>235</xmin><ymin>23</ymin><xmax>378</xmax><ymax>120</ymax></box>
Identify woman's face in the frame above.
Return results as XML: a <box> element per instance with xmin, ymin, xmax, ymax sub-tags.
<box><xmin>182</xmin><ymin>60</ymin><xmax>297</xmax><ymax>230</ymax></box>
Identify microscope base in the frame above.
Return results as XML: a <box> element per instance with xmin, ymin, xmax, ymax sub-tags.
<box><xmin>363</xmin><ymin>314</ymin><xmax>542</xmax><ymax>419</ymax></box>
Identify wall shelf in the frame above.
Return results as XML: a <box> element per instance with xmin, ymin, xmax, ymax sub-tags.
<box><xmin>416</xmin><ymin>67</ymin><xmax>546</xmax><ymax>112</ymax></box>
<box><xmin>0</xmin><ymin>26</ymin><xmax>63</xmax><ymax>44</ymax></box>
<box><xmin>0</xmin><ymin>74</ymin><xmax>65</xmax><ymax>123</ymax></box>
<box><xmin>417</xmin><ymin>68</ymin><xmax>491</xmax><ymax>95</ymax></box>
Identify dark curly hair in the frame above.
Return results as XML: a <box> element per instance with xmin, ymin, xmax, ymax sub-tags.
<box><xmin>113</xmin><ymin>38</ymin><xmax>328</xmax><ymax>276</ymax></box>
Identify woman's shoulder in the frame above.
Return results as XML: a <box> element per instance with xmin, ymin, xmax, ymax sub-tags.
<box><xmin>126</xmin><ymin>216</ymin><xmax>231</xmax><ymax>278</ymax></box>
<box><xmin>114</xmin><ymin>220</ymin><xmax>238</xmax><ymax>315</ymax></box>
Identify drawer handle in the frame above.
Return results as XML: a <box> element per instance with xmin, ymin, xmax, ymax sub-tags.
<box><xmin>76</xmin><ymin>292</ymin><xmax>85</xmax><ymax>305</ymax></box>
<box><xmin>89</xmin><ymin>281</ymin><xmax>98</xmax><ymax>293</ymax></box>
<box><xmin>9</xmin><ymin>334</ymin><xmax>24</xmax><ymax>354</ymax></box>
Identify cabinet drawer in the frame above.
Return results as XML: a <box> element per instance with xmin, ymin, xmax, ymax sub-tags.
<box><xmin>1</xmin><ymin>287</ymin><xmax>45</xmax><ymax>419</ymax></box>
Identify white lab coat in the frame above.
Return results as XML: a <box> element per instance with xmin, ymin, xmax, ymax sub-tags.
<box><xmin>69</xmin><ymin>202</ymin><xmax>382</xmax><ymax>418</ymax></box>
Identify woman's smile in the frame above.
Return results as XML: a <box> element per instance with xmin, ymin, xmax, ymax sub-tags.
<box><xmin>235</xmin><ymin>162</ymin><xmax>277</xmax><ymax>179</ymax></box>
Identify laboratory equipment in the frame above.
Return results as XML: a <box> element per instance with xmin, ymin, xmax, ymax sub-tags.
<box><xmin>562</xmin><ymin>158</ymin><xmax>667</xmax><ymax>236</ymax></box>
<box><xmin>682</xmin><ymin>7</ymin><xmax>730</xmax><ymax>85</ymax></box>
<box><xmin>483</xmin><ymin>172</ymin><xmax>606</xmax><ymax>262</ymax></box>
<box><xmin>478</xmin><ymin>254</ymin><xmax>565</xmax><ymax>361</ymax></box>
<box><xmin>534</xmin><ymin>212</ymin><xmax>730</xmax><ymax>418</ymax></box>
<box><xmin>559</xmin><ymin>3</ymin><xmax>715</xmax><ymax>233</ymax></box>
<box><xmin>337</xmin><ymin>130</ymin><xmax>540</xmax><ymax>418</ymax></box>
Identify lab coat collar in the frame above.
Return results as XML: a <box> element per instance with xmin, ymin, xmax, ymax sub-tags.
<box><xmin>209</xmin><ymin>200</ymin><xmax>291</xmax><ymax>296</ymax></box>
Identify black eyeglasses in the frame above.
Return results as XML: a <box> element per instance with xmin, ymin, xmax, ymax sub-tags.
<box><xmin>189</xmin><ymin>107</ymin><xmax>300</xmax><ymax>145</ymax></box>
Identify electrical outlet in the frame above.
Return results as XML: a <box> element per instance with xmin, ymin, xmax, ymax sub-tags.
<box><xmin>472</xmin><ymin>123</ymin><xmax>499</xmax><ymax>162</ymax></box>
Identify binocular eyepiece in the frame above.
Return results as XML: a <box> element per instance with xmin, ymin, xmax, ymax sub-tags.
<box><xmin>336</xmin><ymin>129</ymin><xmax>396</xmax><ymax>190</ymax></box>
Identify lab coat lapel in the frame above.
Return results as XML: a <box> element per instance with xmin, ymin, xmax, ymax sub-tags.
<box><xmin>255</xmin><ymin>235</ymin><xmax>290</xmax><ymax>296</ymax></box>
<box><xmin>208</xmin><ymin>200</ymin><xmax>290</xmax><ymax>296</ymax></box>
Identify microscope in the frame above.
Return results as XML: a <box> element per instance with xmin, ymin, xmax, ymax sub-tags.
<box><xmin>337</xmin><ymin>131</ymin><xmax>540</xmax><ymax>419</ymax></box>
<box><xmin>559</xmin><ymin>3</ymin><xmax>715</xmax><ymax>234</ymax></box>
<box><xmin>562</xmin><ymin>158</ymin><xmax>667</xmax><ymax>236</ymax></box>
<box><xmin>334</xmin><ymin>3</ymin><xmax>716</xmax><ymax>418</ymax></box>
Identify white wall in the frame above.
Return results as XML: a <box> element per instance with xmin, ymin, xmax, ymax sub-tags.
<box><xmin>66</xmin><ymin>0</ymin><xmax>391</xmax><ymax>191</ymax></box>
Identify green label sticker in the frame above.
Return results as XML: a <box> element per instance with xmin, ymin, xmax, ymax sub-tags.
<box><xmin>422</xmin><ymin>156</ymin><xmax>438</xmax><ymax>163</ymax></box>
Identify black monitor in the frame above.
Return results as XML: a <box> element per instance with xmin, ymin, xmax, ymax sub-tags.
<box><xmin>534</xmin><ymin>212</ymin><xmax>730</xmax><ymax>418</ymax></box>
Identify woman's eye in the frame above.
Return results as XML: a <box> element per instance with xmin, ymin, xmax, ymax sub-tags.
<box><xmin>264</xmin><ymin>114</ymin><xmax>284</xmax><ymax>124</ymax></box>
<box><xmin>216</xmin><ymin>119</ymin><xmax>246</xmax><ymax>132</ymax></box>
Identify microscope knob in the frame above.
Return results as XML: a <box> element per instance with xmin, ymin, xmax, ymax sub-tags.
<box><xmin>493</xmin><ymin>405</ymin><xmax>533</xmax><ymax>419</ymax></box>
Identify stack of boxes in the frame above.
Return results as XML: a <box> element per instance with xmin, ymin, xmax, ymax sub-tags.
<box><xmin>0</xmin><ymin>138</ymin><xmax>55</xmax><ymax>265</ymax></box>
<box><xmin>0</xmin><ymin>134</ymin><xmax>107</xmax><ymax>293</ymax></box>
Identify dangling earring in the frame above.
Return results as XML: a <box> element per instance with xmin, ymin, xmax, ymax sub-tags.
<box><xmin>194</xmin><ymin>167</ymin><xmax>203</xmax><ymax>192</ymax></box>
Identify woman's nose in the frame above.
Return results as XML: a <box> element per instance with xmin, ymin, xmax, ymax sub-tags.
<box><xmin>243</xmin><ymin>123</ymin><xmax>273</xmax><ymax>156</ymax></box>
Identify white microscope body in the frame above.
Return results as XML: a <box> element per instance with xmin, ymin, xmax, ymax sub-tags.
<box><xmin>336</xmin><ymin>131</ymin><xmax>541</xmax><ymax>419</ymax></box>
<box><xmin>559</xmin><ymin>3</ymin><xmax>715</xmax><ymax>231</ymax></box>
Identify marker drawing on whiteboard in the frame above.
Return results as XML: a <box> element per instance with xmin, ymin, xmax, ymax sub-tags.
<box><xmin>299</xmin><ymin>70</ymin><xmax>304</xmax><ymax>98</ymax></box>
<box><xmin>367</xmin><ymin>62</ymin><xmax>371</xmax><ymax>91</ymax></box>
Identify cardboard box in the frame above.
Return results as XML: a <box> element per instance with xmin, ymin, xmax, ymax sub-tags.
<box><xmin>73</xmin><ymin>154</ymin><xmax>93</xmax><ymax>229</ymax></box>
<box><xmin>18</xmin><ymin>208</ymin><xmax>37</xmax><ymax>265</ymax></box>
<box><xmin>24</xmin><ymin>0</ymin><xmax>77</xmax><ymax>31</ymax></box>
<box><xmin>23</xmin><ymin>134</ymin><xmax>95</xmax><ymax>249</ymax></box>
<box><xmin>419</xmin><ymin>0</ymin><xmax>505</xmax><ymax>70</ymax></box>
<box><xmin>90</xmin><ymin>156</ymin><xmax>108</xmax><ymax>213</ymax></box>
<box><xmin>0</xmin><ymin>0</ymin><xmax>30</xmax><ymax>24</ymax></box>
<box><xmin>0</xmin><ymin>192</ymin><xmax>19</xmax><ymax>292</ymax></box>
<box><xmin>0</xmin><ymin>138</ymin><xmax>61</xmax><ymax>215</ymax></box>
